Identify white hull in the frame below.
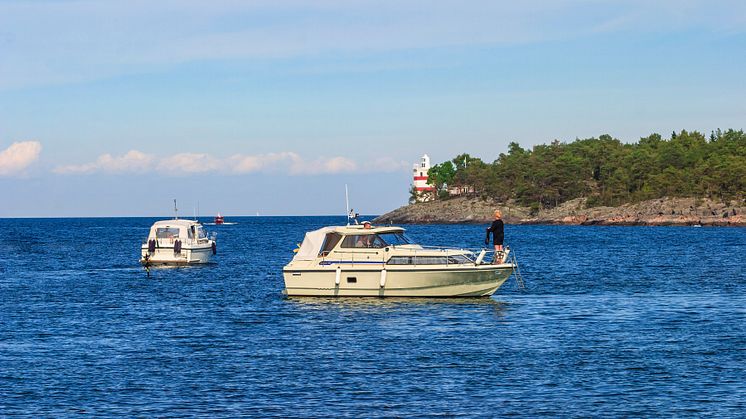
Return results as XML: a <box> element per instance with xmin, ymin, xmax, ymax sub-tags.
<box><xmin>283</xmin><ymin>264</ymin><xmax>514</xmax><ymax>297</ymax></box>
<box><xmin>140</xmin><ymin>245</ymin><xmax>213</xmax><ymax>265</ymax></box>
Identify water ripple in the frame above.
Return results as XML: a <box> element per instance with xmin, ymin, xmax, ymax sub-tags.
<box><xmin>0</xmin><ymin>217</ymin><xmax>744</xmax><ymax>417</ymax></box>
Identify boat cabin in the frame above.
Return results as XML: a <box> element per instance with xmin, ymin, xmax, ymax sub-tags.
<box><xmin>292</xmin><ymin>225</ymin><xmax>421</xmax><ymax>262</ymax></box>
<box><xmin>147</xmin><ymin>219</ymin><xmax>209</xmax><ymax>245</ymax></box>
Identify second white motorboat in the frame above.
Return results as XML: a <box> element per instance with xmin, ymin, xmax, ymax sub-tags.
<box><xmin>140</xmin><ymin>219</ymin><xmax>216</xmax><ymax>265</ymax></box>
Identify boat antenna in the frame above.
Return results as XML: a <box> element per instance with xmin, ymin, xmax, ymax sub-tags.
<box><xmin>345</xmin><ymin>184</ymin><xmax>350</xmax><ymax>226</ymax></box>
<box><xmin>174</xmin><ymin>199</ymin><xmax>178</xmax><ymax>220</ymax></box>
<box><xmin>196</xmin><ymin>200</ymin><xmax>199</xmax><ymax>221</ymax></box>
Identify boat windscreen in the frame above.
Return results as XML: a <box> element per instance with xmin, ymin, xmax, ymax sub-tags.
<box><xmin>378</xmin><ymin>233</ymin><xmax>413</xmax><ymax>246</ymax></box>
<box><xmin>156</xmin><ymin>227</ymin><xmax>180</xmax><ymax>239</ymax></box>
<box><xmin>319</xmin><ymin>233</ymin><xmax>342</xmax><ymax>256</ymax></box>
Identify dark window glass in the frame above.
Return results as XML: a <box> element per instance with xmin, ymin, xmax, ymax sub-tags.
<box><xmin>377</xmin><ymin>233</ymin><xmax>413</xmax><ymax>246</ymax></box>
<box><xmin>319</xmin><ymin>233</ymin><xmax>342</xmax><ymax>256</ymax></box>
<box><xmin>415</xmin><ymin>256</ymin><xmax>448</xmax><ymax>265</ymax></box>
<box><xmin>156</xmin><ymin>227</ymin><xmax>180</xmax><ymax>239</ymax></box>
<box><xmin>341</xmin><ymin>235</ymin><xmax>386</xmax><ymax>248</ymax></box>
<box><xmin>388</xmin><ymin>256</ymin><xmax>459</xmax><ymax>265</ymax></box>
<box><xmin>448</xmin><ymin>255</ymin><xmax>473</xmax><ymax>264</ymax></box>
<box><xmin>387</xmin><ymin>256</ymin><xmax>413</xmax><ymax>265</ymax></box>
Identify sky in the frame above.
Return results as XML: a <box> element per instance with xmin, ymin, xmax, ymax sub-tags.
<box><xmin>1</xmin><ymin>0</ymin><xmax>745</xmax><ymax>217</ymax></box>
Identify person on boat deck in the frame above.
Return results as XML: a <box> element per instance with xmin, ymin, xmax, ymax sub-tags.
<box><xmin>349</xmin><ymin>209</ymin><xmax>360</xmax><ymax>225</ymax></box>
<box><xmin>485</xmin><ymin>210</ymin><xmax>504</xmax><ymax>254</ymax></box>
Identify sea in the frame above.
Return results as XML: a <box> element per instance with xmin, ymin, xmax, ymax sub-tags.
<box><xmin>0</xmin><ymin>216</ymin><xmax>744</xmax><ymax>417</ymax></box>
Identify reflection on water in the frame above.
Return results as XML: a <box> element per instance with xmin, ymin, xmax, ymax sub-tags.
<box><xmin>286</xmin><ymin>295</ymin><xmax>507</xmax><ymax>308</ymax></box>
<box><xmin>284</xmin><ymin>296</ymin><xmax>512</xmax><ymax>322</ymax></box>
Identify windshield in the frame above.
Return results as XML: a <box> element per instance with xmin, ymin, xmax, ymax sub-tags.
<box><xmin>341</xmin><ymin>235</ymin><xmax>387</xmax><ymax>248</ymax></box>
<box><xmin>340</xmin><ymin>232</ymin><xmax>414</xmax><ymax>249</ymax></box>
<box><xmin>377</xmin><ymin>233</ymin><xmax>413</xmax><ymax>246</ymax></box>
<box><xmin>156</xmin><ymin>227</ymin><xmax>180</xmax><ymax>239</ymax></box>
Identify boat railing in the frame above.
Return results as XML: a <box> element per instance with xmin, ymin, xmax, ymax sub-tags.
<box><xmin>321</xmin><ymin>250</ymin><xmax>383</xmax><ymax>266</ymax></box>
<box><xmin>142</xmin><ymin>237</ymin><xmax>213</xmax><ymax>247</ymax></box>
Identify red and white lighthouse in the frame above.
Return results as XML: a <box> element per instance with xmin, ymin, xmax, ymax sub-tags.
<box><xmin>413</xmin><ymin>154</ymin><xmax>435</xmax><ymax>202</ymax></box>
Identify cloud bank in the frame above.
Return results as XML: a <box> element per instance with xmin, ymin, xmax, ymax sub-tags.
<box><xmin>54</xmin><ymin>150</ymin><xmax>154</xmax><ymax>174</ymax></box>
<box><xmin>0</xmin><ymin>141</ymin><xmax>42</xmax><ymax>176</ymax></box>
<box><xmin>54</xmin><ymin>150</ymin><xmax>407</xmax><ymax>176</ymax></box>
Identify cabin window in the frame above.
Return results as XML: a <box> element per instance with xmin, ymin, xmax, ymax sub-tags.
<box><xmin>448</xmin><ymin>255</ymin><xmax>473</xmax><ymax>264</ymax></box>
<box><xmin>341</xmin><ymin>234</ymin><xmax>386</xmax><ymax>248</ymax></box>
<box><xmin>197</xmin><ymin>227</ymin><xmax>207</xmax><ymax>239</ymax></box>
<box><xmin>319</xmin><ymin>233</ymin><xmax>343</xmax><ymax>256</ymax></box>
<box><xmin>156</xmin><ymin>227</ymin><xmax>180</xmax><ymax>239</ymax></box>
<box><xmin>414</xmin><ymin>256</ymin><xmax>449</xmax><ymax>265</ymax></box>
<box><xmin>387</xmin><ymin>256</ymin><xmax>413</xmax><ymax>265</ymax></box>
<box><xmin>387</xmin><ymin>255</ymin><xmax>467</xmax><ymax>265</ymax></box>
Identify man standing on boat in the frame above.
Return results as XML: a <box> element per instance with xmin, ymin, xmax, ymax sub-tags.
<box><xmin>485</xmin><ymin>210</ymin><xmax>504</xmax><ymax>262</ymax></box>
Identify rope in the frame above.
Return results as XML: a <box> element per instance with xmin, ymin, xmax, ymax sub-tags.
<box><xmin>511</xmin><ymin>251</ymin><xmax>526</xmax><ymax>290</ymax></box>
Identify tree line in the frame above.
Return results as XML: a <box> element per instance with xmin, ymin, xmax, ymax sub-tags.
<box><xmin>419</xmin><ymin>129</ymin><xmax>746</xmax><ymax>211</ymax></box>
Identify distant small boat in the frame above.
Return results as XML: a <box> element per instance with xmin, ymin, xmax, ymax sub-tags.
<box><xmin>214</xmin><ymin>213</ymin><xmax>224</xmax><ymax>225</ymax></box>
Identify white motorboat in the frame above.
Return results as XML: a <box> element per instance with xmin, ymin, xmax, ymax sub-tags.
<box><xmin>283</xmin><ymin>223</ymin><xmax>515</xmax><ymax>297</ymax></box>
<box><xmin>140</xmin><ymin>219</ymin><xmax>216</xmax><ymax>265</ymax></box>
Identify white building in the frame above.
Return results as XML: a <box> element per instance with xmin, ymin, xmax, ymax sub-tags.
<box><xmin>412</xmin><ymin>154</ymin><xmax>435</xmax><ymax>202</ymax></box>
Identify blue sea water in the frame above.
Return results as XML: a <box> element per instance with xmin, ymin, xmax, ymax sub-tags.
<box><xmin>0</xmin><ymin>217</ymin><xmax>744</xmax><ymax>417</ymax></box>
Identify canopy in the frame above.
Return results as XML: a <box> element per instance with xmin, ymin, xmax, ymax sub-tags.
<box><xmin>292</xmin><ymin>227</ymin><xmax>337</xmax><ymax>261</ymax></box>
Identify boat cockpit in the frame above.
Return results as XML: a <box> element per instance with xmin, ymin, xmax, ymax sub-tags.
<box><xmin>290</xmin><ymin>224</ymin><xmax>506</xmax><ymax>267</ymax></box>
<box><xmin>147</xmin><ymin>220</ymin><xmax>210</xmax><ymax>246</ymax></box>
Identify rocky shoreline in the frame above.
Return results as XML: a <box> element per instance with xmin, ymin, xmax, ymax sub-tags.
<box><xmin>373</xmin><ymin>196</ymin><xmax>746</xmax><ymax>226</ymax></box>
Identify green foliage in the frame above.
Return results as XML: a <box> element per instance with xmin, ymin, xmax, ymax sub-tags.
<box><xmin>435</xmin><ymin>129</ymin><xmax>746</xmax><ymax>208</ymax></box>
<box><xmin>426</xmin><ymin>161</ymin><xmax>456</xmax><ymax>198</ymax></box>
<box><xmin>408</xmin><ymin>185</ymin><xmax>419</xmax><ymax>204</ymax></box>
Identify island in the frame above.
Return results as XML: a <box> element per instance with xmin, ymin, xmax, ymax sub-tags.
<box><xmin>375</xmin><ymin>130</ymin><xmax>745</xmax><ymax>226</ymax></box>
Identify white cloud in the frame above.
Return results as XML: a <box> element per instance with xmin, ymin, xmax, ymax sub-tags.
<box><xmin>227</xmin><ymin>152</ymin><xmax>301</xmax><ymax>174</ymax></box>
<box><xmin>54</xmin><ymin>150</ymin><xmax>154</xmax><ymax>174</ymax></box>
<box><xmin>53</xmin><ymin>150</ymin><xmax>404</xmax><ymax>176</ymax></box>
<box><xmin>228</xmin><ymin>152</ymin><xmax>359</xmax><ymax>175</ymax></box>
<box><xmin>290</xmin><ymin>156</ymin><xmax>357</xmax><ymax>175</ymax></box>
<box><xmin>0</xmin><ymin>141</ymin><xmax>42</xmax><ymax>176</ymax></box>
<box><xmin>158</xmin><ymin>153</ymin><xmax>221</xmax><ymax>175</ymax></box>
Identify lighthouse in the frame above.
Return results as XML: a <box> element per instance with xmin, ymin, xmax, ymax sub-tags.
<box><xmin>413</xmin><ymin>154</ymin><xmax>435</xmax><ymax>202</ymax></box>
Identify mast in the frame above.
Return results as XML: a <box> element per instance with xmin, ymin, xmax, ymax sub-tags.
<box><xmin>345</xmin><ymin>184</ymin><xmax>350</xmax><ymax>226</ymax></box>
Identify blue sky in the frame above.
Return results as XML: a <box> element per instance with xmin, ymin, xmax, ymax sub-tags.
<box><xmin>1</xmin><ymin>0</ymin><xmax>745</xmax><ymax>216</ymax></box>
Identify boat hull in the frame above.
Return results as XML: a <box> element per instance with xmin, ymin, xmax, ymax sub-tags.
<box><xmin>283</xmin><ymin>264</ymin><xmax>514</xmax><ymax>297</ymax></box>
<box><xmin>140</xmin><ymin>245</ymin><xmax>213</xmax><ymax>265</ymax></box>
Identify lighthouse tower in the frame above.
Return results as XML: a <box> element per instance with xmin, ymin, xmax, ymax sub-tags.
<box><xmin>413</xmin><ymin>154</ymin><xmax>435</xmax><ymax>202</ymax></box>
